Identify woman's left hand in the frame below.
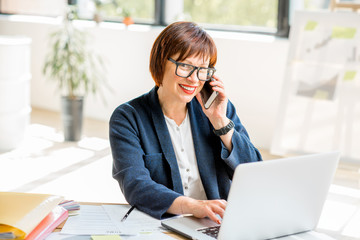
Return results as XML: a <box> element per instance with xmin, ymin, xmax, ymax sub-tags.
<box><xmin>195</xmin><ymin>75</ymin><xmax>229</xmax><ymax>130</ymax></box>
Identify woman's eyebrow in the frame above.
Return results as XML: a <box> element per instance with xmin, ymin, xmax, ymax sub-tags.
<box><xmin>183</xmin><ymin>59</ymin><xmax>209</xmax><ymax>66</ymax></box>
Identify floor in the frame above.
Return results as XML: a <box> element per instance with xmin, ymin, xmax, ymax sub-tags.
<box><xmin>1</xmin><ymin>107</ymin><xmax>360</xmax><ymax>240</ymax></box>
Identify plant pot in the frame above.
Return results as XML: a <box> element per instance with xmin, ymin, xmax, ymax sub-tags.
<box><xmin>93</xmin><ymin>12</ymin><xmax>102</xmax><ymax>24</ymax></box>
<box><xmin>61</xmin><ymin>96</ymin><xmax>84</xmax><ymax>141</ymax></box>
<box><xmin>123</xmin><ymin>17</ymin><xmax>134</xmax><ymax>26</ymax></box>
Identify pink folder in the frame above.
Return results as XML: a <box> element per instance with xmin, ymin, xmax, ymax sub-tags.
<box><xmin>25</xmin><ymin>205</ymin><xmax>68</xmax><ymax>240</ymax></box>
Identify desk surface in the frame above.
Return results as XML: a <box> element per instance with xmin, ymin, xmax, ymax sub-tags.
<box><xmin>55</xmin><ymin>202</ymin><xmax>186</xmax><ymax>240</ymax></box>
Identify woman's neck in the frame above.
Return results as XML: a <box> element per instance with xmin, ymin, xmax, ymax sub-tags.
<box><xmin>158</xmin><ymin>86</ymin><xmax>187</xmax><ymax>126</ymax></box>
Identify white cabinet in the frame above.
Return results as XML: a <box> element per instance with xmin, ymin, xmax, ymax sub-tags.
<box><xmin>0</xmin><ymin>36</ymin><xmax>32</xmax><ymax>151</ymax></box>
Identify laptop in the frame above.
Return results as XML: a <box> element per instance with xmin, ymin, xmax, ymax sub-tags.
<box><xmin>161</xmin><ymin>152</ymin><xmax>340</xmax><ymax>240</ymax></box>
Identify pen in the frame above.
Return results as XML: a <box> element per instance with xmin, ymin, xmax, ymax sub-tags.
<box><xmin>121</xmin><ymin>205</ymin><xmax>135</xmax><ymax>222</ymax></box>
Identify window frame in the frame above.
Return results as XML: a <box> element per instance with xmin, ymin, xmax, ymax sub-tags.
<box><xmin>0</xmin><ymin>0</ymin><xmax>290</xmax><ymax>37</ymax></box>
<box><xmin>277</xmin><ymin>0</ymin><xmax>290</xmax><ymax>37</ymax></box>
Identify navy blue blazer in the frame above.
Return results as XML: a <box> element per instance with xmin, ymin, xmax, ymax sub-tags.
<box><xmin>109</xmin><ymin>87</ymin><xmax>262</xmax><ymax>219</ymax></box>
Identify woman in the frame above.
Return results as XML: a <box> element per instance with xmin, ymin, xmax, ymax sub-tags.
<box><xmin>109</xmin><ymin>21</ymin><xmax>262</xmax><ymax>223</ymax></box>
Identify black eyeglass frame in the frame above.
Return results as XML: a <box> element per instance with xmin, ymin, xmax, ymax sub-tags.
<box><xmin>168</xmin><ymin>58</ymin><xmax>216</xmax><ymax>81</ymax></box>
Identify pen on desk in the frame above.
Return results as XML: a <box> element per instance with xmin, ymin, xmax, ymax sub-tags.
<box><xmin>121</xmin><ymin>205</ymin><xmax>135</xmax><ymax>222</ymax></box>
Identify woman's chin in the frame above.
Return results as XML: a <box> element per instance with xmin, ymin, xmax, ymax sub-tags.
<box><xmin>179</xmin><ymin>94</ymin><xmax>195</xmax><ymax>104</ymax></box>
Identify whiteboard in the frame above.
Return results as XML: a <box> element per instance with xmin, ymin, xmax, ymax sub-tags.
<box><xmin>271</xmin><ymin>11</ymin><xmax>360</xmax><ymax>161</ymax></box>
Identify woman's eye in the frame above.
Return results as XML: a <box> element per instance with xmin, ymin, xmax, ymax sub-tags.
<box><xmin>179</xmin><ymin>63</ymin><xmax>192</xmax><ymax>70</ymax></box>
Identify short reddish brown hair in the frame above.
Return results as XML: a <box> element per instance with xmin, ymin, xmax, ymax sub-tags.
<box><xmin>149</xmin><ymin>21</ymin><xmax>217</xmax><ymax>86</ymax></box>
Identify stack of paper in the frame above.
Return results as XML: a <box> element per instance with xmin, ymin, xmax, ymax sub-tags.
<box><xmin>59</xmin><ymin>200</ymin><xmax>80</xmax><ymax>216</ymax></box>
<box><xmin>0</xmin><ymin>192</ymin><xmax>67</xmax><ymax>240</ymax></box>
<box><xmin>60</xmin><ymin>205</ymin><xmax>173</xmax><ymax>239</ymax></box>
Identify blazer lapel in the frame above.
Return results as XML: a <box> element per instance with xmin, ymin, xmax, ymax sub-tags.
<box><xmin>147</xmin><ymin>87</ymin><xmax>184</xmax><ymax>194</ymax></box>
<box><xmin>188</xmin><ymin>100</ymin><xmax>219</xmax><ymax>199</ymax></box>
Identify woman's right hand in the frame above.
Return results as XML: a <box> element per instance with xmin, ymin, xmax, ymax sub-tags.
<box><xmin>167</xmin><ymin>196</ymin><xmax>227</xmax><ymax>224</ymax></box>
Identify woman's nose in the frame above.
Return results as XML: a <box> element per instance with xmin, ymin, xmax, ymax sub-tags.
<box><xmin>187</xmin><ymin>70</ymin><xmax>199</xmax><ymax>82</ymax></box>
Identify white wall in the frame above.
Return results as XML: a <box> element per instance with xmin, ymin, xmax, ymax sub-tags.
<box><xmin>0</xmin><ymin>15</ymin><xmax>289</xmax><ymax>149</ymax></box>
<box><xmin>1</xmin><ymin>0</ymin><xmax>66</xmax><ymax>16</ymax></box>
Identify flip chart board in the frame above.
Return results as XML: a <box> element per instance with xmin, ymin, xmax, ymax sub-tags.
<box><xmin>271</xmin><ymin>11</ymin><xmax>360</xmax><ymax>161</ymax></box>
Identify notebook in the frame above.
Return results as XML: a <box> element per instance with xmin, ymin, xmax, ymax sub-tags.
<box><xmin>0</xmin><ymin>192</ymin><xmax>64</xmax><ymax>239</ymax></box>
<box><xmin>161</xmin><ymin>152</ymin><xmax>340</xmax><ymax>240</ymax></box>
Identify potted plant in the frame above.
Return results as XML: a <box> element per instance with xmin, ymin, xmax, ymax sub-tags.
<box><xmin>122</xmin><ymin>8</ymin><xmax>134</xmax><ymax>26</ymax></box>
<box><xmin>92</xmin><ymin>0</ymin><xmax>113</xmax><ymax>24</ymax></box>
<box><xmin>111</xmin><ymin>1</ymin><xmax>134</xmax><ymax>26</ymax></box>
<box><xmin>43</xmin><ymin>6</ymin><xmax>106</xmax><ymax>141</ymax></box>
<box><xmin>93</xmin><ymin>0</ymin><xmax>104</xmax><ymax>24</ymax></box>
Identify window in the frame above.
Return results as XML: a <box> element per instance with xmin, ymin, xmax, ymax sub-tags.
<box><xmin>182</xmin><ymin>0</ymin><xmax>278</xmax><ymax>34</ymax></box>
<box><xmin>83</xmin><ymin>0</ymin><xmax>289</xmax><ymax>36</ymax></box>
<box><xmin>76</xmin><ymin>0</ymin><xmax>155</xmax><ymax>24</ymax></box>
<box><xmin>288</xmin><ymin>0</ymin><xmax>331</xmax><ymax>27</ymax></box>
<box><xmin>0</xmin><ymin>0</ymin><xmax>290</xmax><ymax>37</ymax></box>
<box><xmin>104</xmin><ymin>0</ymin><xmax>154</xmax><ymax>23</ymax></box>
<box><xmin>302</xmin><ymin>0</ymin><xmax>331</xmax><ymax>10</ymax></box>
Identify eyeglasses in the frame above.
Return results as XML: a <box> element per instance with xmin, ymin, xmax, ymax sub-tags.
<box><xmin>168</xmin><ymin>58</ymin><xmax>216</xmax><ymax>81</ymax></box>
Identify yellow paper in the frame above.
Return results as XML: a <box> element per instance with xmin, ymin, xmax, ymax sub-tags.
<box><xmin>343</xmin><ymin>71</ymin><xmax>357</xmax><ymax>81</ymax></box>
<box><xmin>0</xmin><ymin>192</ymin><xmax>63</xmax><ymax>239</ymax></box>
<box><xmin>91</xmin><ymin>235</ymin><xmax>122</xmax><ymax>240</ymax></box>
<box><xmin>332</xmin><ymin>27</ymin><xmax>356</xmax><ymax>39</ymax></box>
<box><xmin>304</xmin><ymin>21</ymin><xmax>318</xmax><ymax>31</ymax></box>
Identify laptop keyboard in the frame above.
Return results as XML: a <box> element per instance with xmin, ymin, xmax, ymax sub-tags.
<box><xmin>197</xmin><ymin>226</ymin><xmax>220</xmax><ymax>239</ymax></box>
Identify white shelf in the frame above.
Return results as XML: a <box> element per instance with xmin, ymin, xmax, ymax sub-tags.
<box><xmin>0</xmin><ymin>35</ymin><xmax>32</xmax><ymax>151</ymax></box>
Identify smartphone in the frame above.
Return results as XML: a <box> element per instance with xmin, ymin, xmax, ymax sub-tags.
<box><xmin>200</xmin><ymin>78</ymin><xmax>218</xmax><ymax>109</ymax></box>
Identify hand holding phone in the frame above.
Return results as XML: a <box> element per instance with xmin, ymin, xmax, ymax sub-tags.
<box><xmin>200</xmin><ymin>78</ymin><xmax>218</xmax><ymax>109</ymax></box>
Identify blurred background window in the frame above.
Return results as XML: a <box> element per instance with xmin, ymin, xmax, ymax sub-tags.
<box><xmin>182</xmin><ymin>0</ymin><xmax>278</xmax><ymax>34</ymax></box>
<box><xmin>302</xmin><ymin>0</ymin><xmax>331</xmax><ymax>10</ymax></box>
<box><xmin>0</xmin><ymin>0</ymin><xmax>302</xmax><ymax>37</ymax></box>
<box><xmin>288</xmin><ymin>0</ymin><xmax>331</xmax><ymax>26</ymax></box>
<box><xmin>76</xmin><ymin>0</ymin><xmax>155</xmax><ymax>24</ymax></box>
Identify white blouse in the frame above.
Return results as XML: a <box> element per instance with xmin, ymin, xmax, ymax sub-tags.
<box><xmin>164</xmin><ymin>111</ymin><xmax>208</xmax><ymax>200</ymax></box>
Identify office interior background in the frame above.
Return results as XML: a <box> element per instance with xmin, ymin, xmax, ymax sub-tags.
<box><xmin>0</xmin><ymin>0</ymin><xmax>359</xmax><ymax>239</ymax></box>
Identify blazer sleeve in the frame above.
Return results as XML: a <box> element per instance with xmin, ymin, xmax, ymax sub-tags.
<box><xmin>109</xmin><ymin>104</ymin><xmax>181</xmax><ymax>219</ymax></box>
<box><xmin>220</xmin><ymin>101</ymin><xmax>262</xmax><ymax>170</ymax></box>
